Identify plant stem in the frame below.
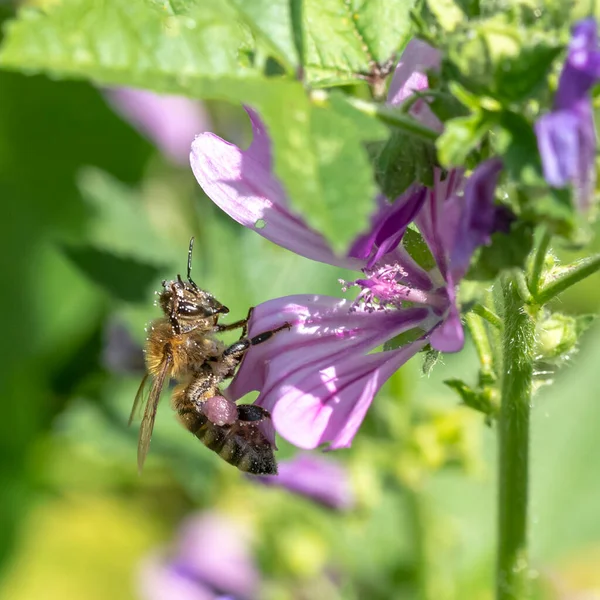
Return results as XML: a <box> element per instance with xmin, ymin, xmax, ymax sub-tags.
<box><xmin>311</xmin><ymin>91</ymin><xmax>440</xmax><ymax>142</ymax></box>
<box><xmin>527</xmin><ymin>228</ymin><xmax>552</xmax><ymax>296</ymax></box>
<box><xmin>535</xmin><ymin>253</ymin><xmax>600</xmax><ymax>305</ymax></box>
<box><xmin>465</xmin><ymin>312</ymin><xmax>495</xmax><ymax>383</ymax></box>
<box><xmin>514</xmin><ymin>270</ymin><xmax>533</xmax><ymax>304</ymax></box>
<box><xmin>349</xmin><ymin>98</ymin><xmax>439</xmax><ymax>141</ymax></box>
<box><xmin>471</xmin><ymin>302</ymin><xmax>503</xmax><ymax>330</ymax></box>
<box><xmin>496</xmin><ymin>275</ymin><xmax>536</xmax><ymax>600</ymax></box>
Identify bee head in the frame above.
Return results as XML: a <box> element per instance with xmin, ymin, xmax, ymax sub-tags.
<box><xmin>159</xmin><ymin>276</ymin><xmax>229</xmax><ymax>321</ymax></box>
<box><xmin>158</xmin><ymin>238</ymin><xmax>229</xmax><ymax>325</ymax></box>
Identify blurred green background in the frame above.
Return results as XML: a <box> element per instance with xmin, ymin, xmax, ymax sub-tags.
<box><xmin>1</xmin><ymin>6</ymin><xmax>600</xmax><ymax>599</ymax></box>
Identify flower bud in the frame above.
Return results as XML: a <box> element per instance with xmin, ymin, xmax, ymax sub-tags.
<box><xmin>536</xmin><ymin>313</ymin><xmax>594</xmax><ymax>362</ymax></box>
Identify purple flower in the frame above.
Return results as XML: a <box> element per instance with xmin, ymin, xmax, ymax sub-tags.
<box><xmin>138</xmin><ymin>512</ymin><xmax>259</xmax><ymax>600</ymax></box>
<box><xmin>387</xmin><ymin>39</ymin><xmax>443</xmax><ymax>132</ymax></box>
<box><xmin>251</xmin><ymin>454</ymin><xmax>355</xmax><ymax>510</ymax></box>
<box><xmin>189</xmin><ymin>40</ymin><xmax>508</xmax><ymax>450</ymax></box>
<box><xmin>105</xmin><ymin>88</ymin><xmax>211</xmax><ymax>166</ymax></box>
<box><xmin>535</xmin><ymin>18</ymin><xmax>600</xmax><ymax>211</ymax></box>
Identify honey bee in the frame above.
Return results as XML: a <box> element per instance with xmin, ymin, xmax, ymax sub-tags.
<box><xmin>130</xmin><ymin>238</ymin><xmax>289</xmax><ymax>475</ymax></box>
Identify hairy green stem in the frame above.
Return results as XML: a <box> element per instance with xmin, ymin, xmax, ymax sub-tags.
<box><xmin>514</xmin><ymin>270</ymin><xmax>533</xmax><ymax>304</ymax></box>
<box><xmin>497</xmin><ymin>275</ymin><xmax>536</xmax><ymax>600</ymax></box>
<box><xmin>528</xmin><ymin>229</ymin><xmax>552</xmax><ymax>296</ymax></box>
<box><xmin>535</xmin><ymin>253</ymin><xmax>600</xmax><ymax>305</ymax></box>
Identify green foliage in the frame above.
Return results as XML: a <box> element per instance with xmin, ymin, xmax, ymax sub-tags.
<box><xmin>536</xmin><ymin>312</ymin><xmax>596</xmax><ymax>363</ymax></box>
<box><xmin>375</xmin><ymin>130</ymin><xmax>437</xmax><ymax>196</ymax></box>
<box><xmin>227</xmin><ymin>0</ymin><xmax>301</xmax><ymax>70</ymax></box>
<box><xmin>444</xmin><ymin>18</ymin><xmax>562</xmax><ymax>105</ymax></box>
<box><xmin>437</xmin><ymin>110</ymin><xmax>494</xmax><ymax>166</ymax></box>
<box><xmin>404</xmin><ymin>227</ymin><xmax>437</xmax><ymax>271</ymax></box>
<box><xmin>466</xmin><ymin>222</ymin><xmax>534</xmax><ymax>281</ymax></box>
<box><xmin>302</xmin><ymin>0</ymin><xmax>416</xmax><ymax>87</ymax></box>
<box><xmin>0</xmin><ymin>0</ymin><xmax>393</xmax><ymax>252</ymax></box>
<box><xmin>0</xmin><ymin>2</ymin><xmax>599</xmax><ymax>599</ymax></box>
<box><xmin>444</xmin><ymin>378</ymin><xmax>497</xmax><ymax>417</ymax></box>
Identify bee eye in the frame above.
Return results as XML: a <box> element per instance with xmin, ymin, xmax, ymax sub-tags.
<box><xmin>177</xmin><ymin>301</ymin><xmax>204</xmax><ymax>317</ymax></box>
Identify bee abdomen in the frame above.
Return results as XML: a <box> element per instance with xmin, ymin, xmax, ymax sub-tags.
<box><xmin>236</xmin><ymin>447</ymin><xmax>277</xmax><ymax>475</ymax></box>
<box><xmin>195</xmin><ymin>422</ymin><xmax>277</xmax><ymax>475</ymax></box>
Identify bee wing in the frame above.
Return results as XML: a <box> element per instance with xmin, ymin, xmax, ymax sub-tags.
<box><xmin>129</xmin><ymin>373</ymin><xmax>150</xmax><ymax>426</ymax></box>
<box><xmin>137</xmin><ymin>355</ymin><xmax>173</xmax><ymax>473</ymax></box>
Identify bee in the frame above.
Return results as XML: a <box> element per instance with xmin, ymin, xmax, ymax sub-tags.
<box><xmin>130</xmin><ymin>238</ymin><xmax>290</xmax><ymax>475</ymax></box>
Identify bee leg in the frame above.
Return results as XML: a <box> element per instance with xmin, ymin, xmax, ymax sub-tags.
<box><xmin>172</xmin><ymin>372</ymin><xmax>221</xmax><ymax>433</ymax></box>
<box><xmin>167</xmin><ymin>292</ymin><xmax>182</xmax><ymax>334</ymax></box>
<box><xmin>218</xmin><ymin>321</ymin><xmax>291</xmax><ymax>375</ymax></box>
<box><xmin>238</xmin><ymin>307</ymin><xmax>254</xmax><ymax>339</ymax></box>
<box><xmin>214</xmin><ymin>307</ymin><xmax>254</xmax><ymax>337</ymax></box>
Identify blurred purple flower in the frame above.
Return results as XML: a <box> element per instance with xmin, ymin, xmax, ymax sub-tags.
<box><xmin>106</xmin><ymin>88</ymin><xmax>211</xmax><ymax>166</ymax></box>
<box><xmin>138</xmin><ymin>512</ymin><xmax>259</xmax><ymax>600</ymax></box>
<box><xmin>535</xmin><ymin>18</ymin><xmax>600</xmax><ymax>211</ymax></box>
<box><xmin>189</xmin><ymin>40</ymin><xmax>508</xmax><ymax>450</ymax></box>
<box><xmin>387</xmin><ymin>38</ymin><xmax>443</xmax><ymax>131</ymax></box>
<box><xmin>251</xmin><ymin>454</ymin><xmax>355</xmax><ymax>510</ymax></box>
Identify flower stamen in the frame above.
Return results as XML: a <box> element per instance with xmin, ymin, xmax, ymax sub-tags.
<box><xmin>341</xmin><ymin>263</ymin><xmax>446</xmax><ymax>312</ymax></box>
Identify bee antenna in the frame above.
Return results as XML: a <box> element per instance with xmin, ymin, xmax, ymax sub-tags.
<box><xmin>187</xmin><ymin>237</ymin><xmax>200</xmax><ymax>291</ymax></box>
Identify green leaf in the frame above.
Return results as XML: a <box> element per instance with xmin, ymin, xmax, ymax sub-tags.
<box><xmin>426</xmin><ymin>0</ymin><xmax>465</xmax><ymax>31</ymax></box>
<box><xmin>493</xmin><ymin>42</ymin><xmax>562</xmax><ymax>105</ymax></box>
<box><xmin>466</xmin><ymin>221</ymin><xmax>534</xmax><ymax>281</ymax></box>
<box><xmin>60</xmin><ymin>168</ymin><xmax>182</xmax><ymax>302</ymax></box>
<box><xmin>495</xmin><ymin>110</ymin><xmax>541</xmax><ymax>183</ymax></box>
<box><xmin>228</xmin><ymin>0</ymin><xmax>300</xmax><ymax>70</ymax></box>
<box><xmin>444</xmin><ymin>378</ymin><xmax>497</xmax><ymax>416</ymax></box>
<box><xmin>0</xmin><ymin>0</ymin><xmax>390</xmax><ymax>251</ymax></box>
<box><xmin>302</xmin><ymin>0</ymin><xmax>417</xmax><ymax>87</ymax></box>
<box><xmin>375</xmin><ymin>131</ymin><xmax>437</xmax><ymax>197</ymax></box>
<box><xmin>443</xmin><ymin>14</ymin><xmax>562</xmax><ymax>106</ymax></box>
<box><xmin>453</xmin><ymin>0</ymin><xmax>480</xmax><ymax>18</ymax></box>
<box><xmin>0</xmin><ymin>1</ymin><xmax>255</xmax><ymax>82</ymax></box>
<box><xmin>403</xmin><ymin>227</ymin><xmax>437</xmax><ymax>271</ymax></box>
<box><xmin>422</xmin><ymin>346</ymin><xmax>441</xmax><ymax>376</ymax></box>
<box><xmin>306</xmin><ymin>101</ymin><xmax>382</xmax><ymax>249</ymax></box>
<box><xmin>383</xmin><ymin>326</ymin><xmax>428</xmax><ymax>351</ymax></box>
<box><xmin>76</xmin><ymin>168</ymin><xmax>181</xmax><ymax>268</ymax></box>
<box><xmin>437</xmin><ymin>110</ymin><xmax>495</xmax><ymax>167</ymax></box>
<box><xmin>62</xmin><ymin>246</ymin><xmax>164</xmax><ymax>303</ymax></box>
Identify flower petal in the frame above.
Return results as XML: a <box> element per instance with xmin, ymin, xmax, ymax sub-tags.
<box><xmin>270</xmin><ymin>340</ymin><xmax>427</xmax><ymax>449</ymax></box>
<box><xmin>387</xmin><ymin>39</ymin><xmax>442</xmax><ymax>130</ymax></box>
<box><xmin>536</xmin><ymin>105</ymin><xmax>597</xmax><ymax>212</ymax></box>
<box><xmin>535</xmin><ymin>110</ymin><xmax>583</xmax><ymax>188</ymax></box>
<box><xmin>556</xmin><ymin>19</ymin><xmax>600</xmax><ymax>109</ymax></box>
<box><xmin>190</xmin><ymin>112</ymin><xmax>360</xmax><ymax>269</ymax></box>
<box><xmin>105</xmin><ymin>88</ymin><xmax>210</xmax><ymax>166</ymax></box>
<box><xmin>227</xmin><ymin>295</ymin><xmax>432</xmax><ymax>449</ymax></box>
<box><xmin>348</xmin><ymin>186</ymin><xmax>427</xmax><ymax>267</ymax></box>
<box><xmin>349</xmin><ymin>186</ymin><xmax>426</xmax><ymax>269</ymax></box>
<box><xmin>447</xmin><ymin>158</ymin><xmax>509</xmax><ymax>282</ymax></box>
<box><xmin>175</xmin><ymin>513</ymin><xmax>258</xmax><ymax>600</ymax></box>
<box><xmin>414</xmin><ymin>168</ymin><xmax>465</xmax><ymax>280</ymax></box>
<box><xmin>228</xmin><ymin>295</ymin><xmax>431</xmax><ymax>402</ymax></box>
<box><xmin>137</xmin><ymin>552</ymin><xmax>215</xmax><ymax>600</ymax></box>
<box><xmin>429</xmin><ymin>289</ymin><xmax>464</xmax><ymax>353</ymax></box>
<box><xmin>251</xmin><ymin>454</ymin><xmax>355</xmax><ymax>510</ymax></box>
